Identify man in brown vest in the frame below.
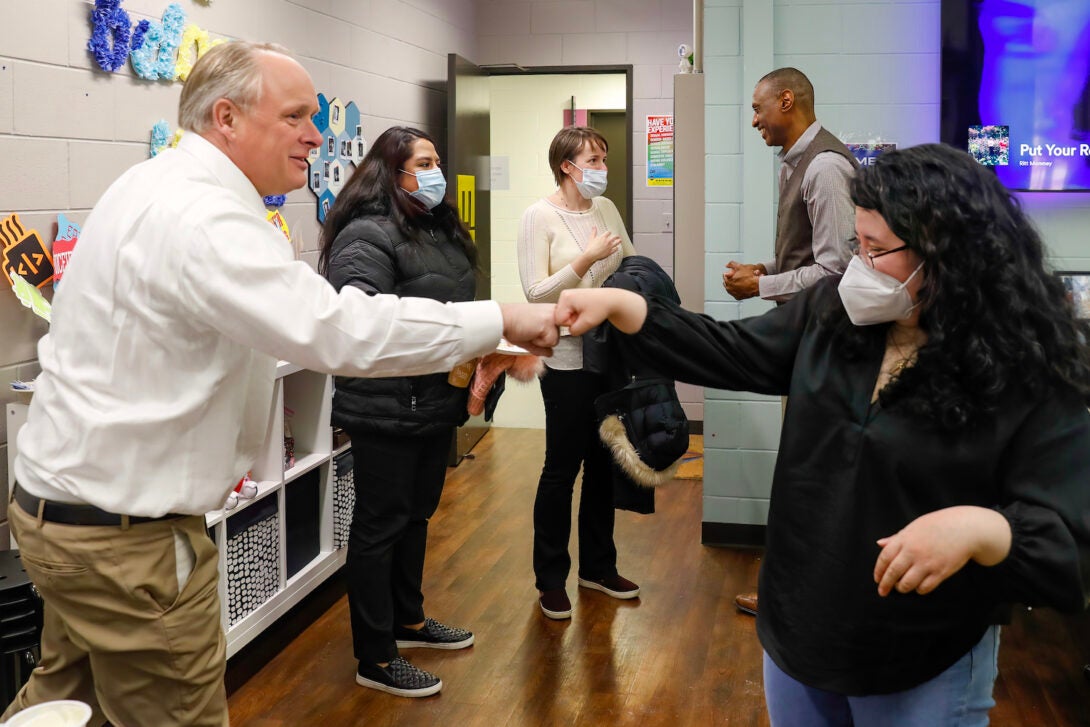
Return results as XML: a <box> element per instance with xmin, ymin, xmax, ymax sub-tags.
<box><xmin>723</xmin><ymin>67</ymin><xmax>857</xmax><ymax>303</ymax></box>
<box><xmin>723</xmin><ymin>68</ymin><xmax>858</xmax><ymax>616</ymax></box>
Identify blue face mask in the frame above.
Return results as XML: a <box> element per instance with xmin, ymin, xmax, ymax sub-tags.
<box><xmin>568</xmin><ymin>163</ymin><xmax>608</xmax><ymax>199</ymax></box>
<box><xmin>401</xmin><ymin>167</ymin><xmax>447</xmax><ymax>209</ymax></box>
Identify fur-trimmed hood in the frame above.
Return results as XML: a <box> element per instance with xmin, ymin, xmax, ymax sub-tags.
<box><xmin>595</xmin><ymin>378</ymin><xmax>689</xmax><ymax>487</ymax></box>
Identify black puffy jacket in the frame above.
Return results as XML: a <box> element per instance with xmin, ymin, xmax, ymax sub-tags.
<box><xmin>324</xmin><ymin>202</ymin><xmax>477</xmax><ymax>436</ymax></box>
<box><xmin>585</xmin><ymin>256</ymin><xmax>690</xmax><ymax>513</ymax></box>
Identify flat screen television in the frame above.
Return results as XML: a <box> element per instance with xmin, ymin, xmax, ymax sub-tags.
<box><xmin>941</xmin><ymin>0</ymin><xmax>1090</xmax><ymax>191</ymax></box>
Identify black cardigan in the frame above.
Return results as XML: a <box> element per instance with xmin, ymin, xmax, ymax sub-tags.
<box><xmin>621</xmin><ymin>278</ymin><xmax>1090</xmax><ymax>695</ymax></box>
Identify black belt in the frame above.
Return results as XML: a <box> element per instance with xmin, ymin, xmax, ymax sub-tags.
<box><xmin>13</xmin><ymin>484</ymin><xmax>185</xmax><ymax>527</ymax></box>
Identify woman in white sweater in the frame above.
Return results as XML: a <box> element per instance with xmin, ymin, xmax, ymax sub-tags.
<box><xmin>517</xmin><ymin>126</ymin><xmax>638</xmax><ymax>619</ymax></box>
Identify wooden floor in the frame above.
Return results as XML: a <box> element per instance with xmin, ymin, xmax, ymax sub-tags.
<box><xmin>226</xmin><ymin>428</ymin><xmax>1090</xmax><ymax>726</ymax></box>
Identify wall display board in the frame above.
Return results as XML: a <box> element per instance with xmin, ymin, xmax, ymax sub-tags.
<box><xmin>308</xmin><ymin>94</ymin><xmax>367</xmax><ymax>223</ymax></box>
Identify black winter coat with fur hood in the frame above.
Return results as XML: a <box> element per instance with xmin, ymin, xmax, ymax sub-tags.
<box><xmin>324</xmin><ymin>201</ymin><xmax>476</xmax><ymax>436</ymax></box>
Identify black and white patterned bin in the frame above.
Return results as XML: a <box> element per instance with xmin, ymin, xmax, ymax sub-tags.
<box><xmin>333</xmin><ymin>449</ymin><xmax>354</xmax><ymax>550</ymax></box>
<box><xmin>225</xmin><ymin>495</ymin><xmax>280</xmax><ymax>627</ymax></box>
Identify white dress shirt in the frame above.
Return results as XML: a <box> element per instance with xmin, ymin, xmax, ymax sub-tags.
<box><xmin>15</xmin><ymin>133</ymin><xmax>503</xmax><ymax>516</ymax></box>
<box><xmin>759</xmin><ymin>121</ymin><xmax>856</xmax><ymax>301</ymax></box>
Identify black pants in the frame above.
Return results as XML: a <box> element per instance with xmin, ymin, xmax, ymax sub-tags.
<box><xmin>345</xmin><ymin>428</ymin><xmax>452</xmax><ymax>664</ymax></box>
<box><xmin>533</xmin><ymin>368</ymin><xmax>617</xmax><ymax>591</ymax></box>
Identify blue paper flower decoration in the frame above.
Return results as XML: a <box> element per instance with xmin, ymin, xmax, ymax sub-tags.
<box><xmin>150</xmin><ymin>120</ymin><xmax>172</xmax><ymax>157</ymax></box>
<box><xmin>130</xmin><ymin>3</ymin><xmax>186</xmax><ymax>81</ymax></box>
<box><xmin>87</xmin><ymin>0</ymin><xmax>133</xmax><ymax>73</ymax></box>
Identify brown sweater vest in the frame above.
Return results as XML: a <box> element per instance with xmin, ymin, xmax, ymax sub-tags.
<box><xmin>774</xmin><ymin>127</ymin><xmax>859</xmax><ymax>274</ymax></box>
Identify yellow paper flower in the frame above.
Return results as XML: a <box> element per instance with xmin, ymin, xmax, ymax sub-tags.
<box><xmin>175</xmin><ymin>24</ymin><xmax>224</xmax><ymax>82</ymax></box>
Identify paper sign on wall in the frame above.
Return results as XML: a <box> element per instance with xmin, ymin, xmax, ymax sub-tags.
<box><xmin>52</xmin><ymin>214</ymin><xmax>81</xmax><ymax>289</ymax></box>
<box><xmin>1</xmin><ymin>213</ymin><xmax>55</xmax><ymax>289</ymax></box>
<box><xmin>490</xmin><ymin>156</ymin><xmax>510</xmax><ymax>191</ymax></box>
<box><xmin>647</xmin><ymin>115</ymin><xmax>674</xmax><ymax>187</ymax></box>
<box><xmin>457</xmin><ymin>175</ymin><xmax>475</xmax><ymax>241</ymax></box>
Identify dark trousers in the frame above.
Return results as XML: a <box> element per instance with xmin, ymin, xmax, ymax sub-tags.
<box><xmin>533</xmin><ymin>368</ymin><xmax>617</xmax><ymax>591</ymax></box>
<box><xmin>345</xmin><ymin>428</ymin><xmax>452</xmax><ymax>664</ymax></box>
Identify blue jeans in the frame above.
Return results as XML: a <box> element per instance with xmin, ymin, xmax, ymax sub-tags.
<box><xmin>763</xmin><ymin>625</ymin><xmax>1000</xmax><ymax>727</ymax></box>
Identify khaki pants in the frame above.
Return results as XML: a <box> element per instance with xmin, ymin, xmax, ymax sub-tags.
<box><xmin>3</xmin><ymin>500</ymin><xmax>227</xmax><ymax>727</ymax></box>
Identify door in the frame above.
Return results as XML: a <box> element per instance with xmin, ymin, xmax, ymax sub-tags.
<box><xmin>588</xmin><ymin>110</ymin><xmax>629</xmax><ymax>231</ymax></box>
<box><xmin>447</xmin><ymin>54</ymin><xmax>492</xmax><ymax>465</ymax></box>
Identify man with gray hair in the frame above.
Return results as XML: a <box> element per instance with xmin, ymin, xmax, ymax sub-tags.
<box><xmin>3</xmin><ymin>41</ymin><xmax>557</xmax><ymax>725</ymax></box>
<box><xmin>723</xmin><ymin>68</ymin><xmax>858</xmax><ymax>617</ymax></box>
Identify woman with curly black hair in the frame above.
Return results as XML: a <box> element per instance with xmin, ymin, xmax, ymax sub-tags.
<box><xmin>552</xmin><ymin>143</ymin><xmax>1090</xmax><ymax>726</ymax></box>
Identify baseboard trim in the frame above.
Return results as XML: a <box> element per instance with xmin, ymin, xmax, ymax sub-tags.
<box><xmin>701</xmin><ymin>522</ymin><xmax>765</xmax><ymax>548</ymax></box>
<box><xmin>688</xmin><ymin>420</ymin><xmax>703</xmax><ymax>435</ymax></box>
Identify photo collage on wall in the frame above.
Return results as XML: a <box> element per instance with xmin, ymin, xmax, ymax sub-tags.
<box><xmin>308</xmin><ymin>94</ymin><xmax>367</xmax><ymax>223</ymax></box>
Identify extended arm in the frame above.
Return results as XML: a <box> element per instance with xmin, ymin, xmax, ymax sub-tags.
<box><xmin>180</xmin><ymin>212</ymin><xmax>556</xmax><ymax>373</ymax></box>
<box><xmin>557</xmin><ymin>279</ymin><xmax>824</xmax><ymax>394</ymax></box>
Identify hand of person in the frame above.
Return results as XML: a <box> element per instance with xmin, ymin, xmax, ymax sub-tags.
<box><xmin>498</xmin><ymin>303</ymin><xmax>559</xmax><ymax>357</ymax></box>
<box><xmin>555</xmin><ymin>288</ymin><xmax>647</xmax><ymax>336</ymax></box>
<box><xmin>584</xmin><ymin>226</ymin><xmax>624</xmax><ymax>263</ymax></box>
<box><xmin>722</xmin><ymin>261</ymin><xmax>765</xmax><ymax>300</ymax></box>
<box><xmin>873</xmin><ymin>506</ymin><xmax>1012</xmax><ymax>597</ymax></box>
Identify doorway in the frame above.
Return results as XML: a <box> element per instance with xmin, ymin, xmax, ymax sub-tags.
<box><xmin>588</xmin><ymin>109</ymin><xmax>628</xmax><ymax>229</ymax></box>
<box><xmin>446</xmin><ymin>59</ymin><xmax>633</xmax><ymax>431</ymax></box>
<box><xmin>487</xmin><ymin>70</ymin><xmax>631</xmax><ymax>429</ymax></box>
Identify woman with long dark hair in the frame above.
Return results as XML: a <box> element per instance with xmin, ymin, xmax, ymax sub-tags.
<box><xmin>319</xmin><ymin>126</ymin><xmax>478</xmax><ymax>698</ymax></box>
<box><xmin>553</xmin><ymin>143</ymin><xmax>1090</xmax><ymax>725</ymax></box>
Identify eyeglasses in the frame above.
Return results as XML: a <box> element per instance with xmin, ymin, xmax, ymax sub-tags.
<box><xmin>850</xmin><ymin>238</ymin><xmax>908</xmax><ymax>268</ymax></box>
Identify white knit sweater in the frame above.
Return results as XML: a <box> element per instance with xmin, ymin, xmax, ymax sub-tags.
<box><xmin>517</xmin><ymin>196</ymin><xmax>635</xmax><ymax>370</ymax></box>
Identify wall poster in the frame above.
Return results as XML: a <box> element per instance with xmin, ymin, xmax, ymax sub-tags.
<box><xmin>646</xmin><ymin>114</ymin><xmax>674</xmax><ymax>187</ymax></box>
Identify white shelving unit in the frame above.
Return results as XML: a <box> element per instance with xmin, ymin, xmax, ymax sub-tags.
<box><xmin>5</xmin><ymin>363</ymin><xmax>350</xmax><ymax>659</ymax></box>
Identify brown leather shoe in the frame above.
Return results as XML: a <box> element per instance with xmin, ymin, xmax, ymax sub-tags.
<box><xmin>735</xmin><ymin>591</ymin><xmax>757</xmax><ymax>616</ymax></box>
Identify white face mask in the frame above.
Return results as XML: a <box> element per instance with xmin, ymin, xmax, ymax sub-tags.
<box><xmin>838</xmin><ymin>255</ymin><xmax>924</xmax><ymax>326</ymax></box>
<box><xmin>568</xmin><ymin>163</ymin><xmax>608</xmax><ymax>199</ymax></box>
